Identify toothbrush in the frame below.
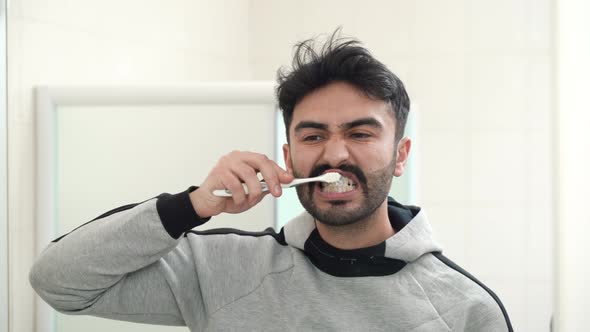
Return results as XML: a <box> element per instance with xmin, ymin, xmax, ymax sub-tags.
<box><xmin>212</xmin><ymin>172</ymin><xmax>342</xmax><ymax>197</ymax></box>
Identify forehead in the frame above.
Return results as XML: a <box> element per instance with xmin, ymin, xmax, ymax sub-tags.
<box><xmin>291</xmin><ymin>81</ymin><xmax>395</xmax><ymax>128</ymax></box>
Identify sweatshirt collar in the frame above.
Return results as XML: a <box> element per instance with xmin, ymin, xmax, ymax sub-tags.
<box><xmin>283</xmin><ymin>197</ymin><xmax>442</xmax><ymax>277</ymax></box>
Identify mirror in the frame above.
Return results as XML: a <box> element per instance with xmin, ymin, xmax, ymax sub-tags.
<box><xmin>35</xmin><ymin>84</ymin><xmax>277</xmax><ymax>332</ymax></box>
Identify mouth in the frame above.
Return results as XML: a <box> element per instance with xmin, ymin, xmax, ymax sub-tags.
<box><xmin>319</xmin><ymin>173</ymin><xmax>358</xmax><ymax>193</ymax></box>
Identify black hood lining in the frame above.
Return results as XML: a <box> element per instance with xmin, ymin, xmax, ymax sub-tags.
<box><xmin>302</xmin><ymin>197</ymin><xmax>416</xmax><ymax>277</ymax></box>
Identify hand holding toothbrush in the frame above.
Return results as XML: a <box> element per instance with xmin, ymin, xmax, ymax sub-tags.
<box><xmin>189</xmin><ymin>151</ymin><xmax>294</xmax><ymax>218</ymax></box>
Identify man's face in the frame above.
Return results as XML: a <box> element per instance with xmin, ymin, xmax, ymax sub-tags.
<box><xmin>283</xmin><ymin>81</ymin><xmax>410</xmax><ymax>226</ymax></box>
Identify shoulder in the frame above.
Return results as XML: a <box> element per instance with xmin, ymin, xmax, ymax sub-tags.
<box><xmin>184</xmin><ymin>226</ymin><xmax>289</xmax><ymax>255</ymax></box>
<box><xmin>182</xmin><ymin>226</ymin><xmax>293</xmax><ymax>272</ymax></box>
<box><xmin>410</xmin><ymin>253</ymin><xmax>513</xmax><ymax>331</ymax></box>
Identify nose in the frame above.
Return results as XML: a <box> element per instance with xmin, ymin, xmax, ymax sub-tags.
<box><xmin>321</xmin><ymin>137</ymin><xmax>350</xmax><ymax>167</ymax></box>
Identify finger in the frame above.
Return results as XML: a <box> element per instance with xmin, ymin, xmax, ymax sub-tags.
<box><xmin>232</xmin><ymin>164</ymin><xmax>264</xmax><ymax>205</ymax></box>
<box><xmin>266</xmin><ymin>162</ymin><xmax>293</xmax><ymax>196</ymax></box>
<box><xmin>241</xmin><ymin>154</ymin><xmax>289</xmax><ymax>197</ymax></box>
<box><xmin>253</xmin><ymin>190</ymin><xmax>271</xmax><ymax>206</ymax></box>
<box><xmin>221</xmin><ymin>171</ymin><xmax>247</xmax><ymax>206</ymax></box>
<box><xmin>279</xmin><ymin>167</ymin><xmax>295</xmax><ymax>183</ymax></box>
<box><xmin>256</xmin><ymin>163</ymin><xmax>283</xmax><ymax>197</ymax></box>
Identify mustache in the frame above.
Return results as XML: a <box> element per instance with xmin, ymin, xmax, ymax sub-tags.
<box><xmin>308</xmin><ymin>163</ymin><xmax>368</xmax><ymax>189</ymax></box>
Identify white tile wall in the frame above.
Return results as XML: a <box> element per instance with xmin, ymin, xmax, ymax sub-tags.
<box><xmin>469</xmin><ymin>130</ymin><xmax>528</xmax><ymax>203</ymax></box>
<box><xmin>526</xmin><ymin>204</ymin><xmax>553</xmax><ymax>282</ymax></box>
<box><xmin>412</xmin><ymin>0</ymin><xmax>467</xmax><ymax>55</ymax></box>
<box><xmin>527</xmin><ymin>130</ymin><xmax>553</xmax><ymax>205</ymax></box>
<box><xmin>526</xmin><ymin>0</ymin><xmax>552</xmax><ymax>52</ymax></box>
<box><xmin>345</xmin><ymin>0</ymin><xmax>414</xmax><ymax>56</ymax></box>
<box><xmin>425</xmin><ymin>204</ymin><xmax>468</xmax><ymax>264</ymax></box>
<box><xmin>466</xmin><ymin>56</ymin><xmax>529</xmax><ymax>130</ymax></box>
<box><xmin>526</xmin><ymin>58</ymin><xmax>552</xmax><ymax>131</ymax></box>
<box><xmin>419</xmin><ymin>130</ymin><xmax>469</xmax><ymax>203</ymax></box>
<box><xmin>465</xmin><ymin>0</ymin><xmax>529</xmax><ymax>53</ymax></box>
<box><xmin>8</xmin><ymin>0</ymin><xmax>554</xmax><ymax>331</ymax></box>
<box><xmin>409</xmin><ymin>55</ymin><xmax>468</xmax><ymax>131</ymax></box>
<box><xmin>465</xmin><ymin>206</ymin><xmax>528</xmax><ymax>279</ymax></box>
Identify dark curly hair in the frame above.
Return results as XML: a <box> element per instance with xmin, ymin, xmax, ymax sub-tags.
<box><xmin>276</xmin><ymin>29</ymin><xmax>410</xmax><ymax>143</ymax></box>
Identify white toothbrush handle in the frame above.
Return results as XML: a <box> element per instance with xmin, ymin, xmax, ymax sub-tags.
<box><xmin>212</xmin><ymin>175</ymin><xmax>329</xmax><ymax>197</ymax></box>
<box><xmin>212</xmin><ymin>182</ymin><xmax>278</xmax><ymax>197</ymax></box>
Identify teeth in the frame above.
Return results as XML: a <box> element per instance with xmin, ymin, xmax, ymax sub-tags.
<box><xmin>321</xmin><ymin>176</ymin><xmax>356</xmax><ymax>193</ymax></box>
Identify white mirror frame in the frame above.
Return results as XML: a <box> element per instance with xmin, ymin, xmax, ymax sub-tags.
<box><xmin>34</xmin><ymin>82</ymin><xmax>276</xmax><ymax>332</ymax></box>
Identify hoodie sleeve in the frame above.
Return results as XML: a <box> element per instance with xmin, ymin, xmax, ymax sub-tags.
<box><xmin>29</xmin><ymin>187</ymin><xmax>210</xmax><ymax>327</ymax></box>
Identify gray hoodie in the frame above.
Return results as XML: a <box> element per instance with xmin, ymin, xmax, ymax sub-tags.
<box><xmin>30</xmin><ymin>187</ymin><xmax>513</xmax><ymax>331</ymax></box>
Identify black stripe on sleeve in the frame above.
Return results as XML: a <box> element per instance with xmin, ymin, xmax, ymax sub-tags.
<box><xmin>51</xmin><ymin>186</ymin><xmax>211</xmax><ymax>243</ymax></box>
<box><xmin>51</xmin><ymin>201</ymin><xmax>148</xmax><ymax>243</ymax></box>
<box><xmin>186</xmin><ymin>227</ymin><xmax>287</xmax><ymax>246</ymax></box>
<box><xmin>433</xmin><ymin>252</ymin><xmax>514</xmax><ymax>332</ymax></box>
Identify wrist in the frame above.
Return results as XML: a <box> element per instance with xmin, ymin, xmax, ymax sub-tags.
<box><xmin>189</xmin><ymin>188</ymin><xmax>217</xmax><ymax>218</ymax></box>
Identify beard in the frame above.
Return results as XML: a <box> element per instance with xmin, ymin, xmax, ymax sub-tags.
<box><xmin>293</xmin><ymin>156</ymin><xmax>396</xmax><ymax>227</ymax></box>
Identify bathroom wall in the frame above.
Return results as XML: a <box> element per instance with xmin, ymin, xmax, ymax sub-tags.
<box><xmin>8</xmin><ymin>0</ymin><xmax>554</xmax><ymax>331</ymax></box>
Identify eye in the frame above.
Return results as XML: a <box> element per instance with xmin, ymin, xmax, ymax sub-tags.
<box><xmin>302</xmin><ymin>135</ymin><xmax>324</xmax><ymax>142</ymax></box>
<box><xmin>350</xmin><ymin>132</ymin><xmax>371</xmax><ymax>139</ymax></box>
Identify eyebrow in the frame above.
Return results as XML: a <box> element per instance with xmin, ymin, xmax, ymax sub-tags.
<box><xmin>293</xmin><ymin>117</ymin><xmax>384</xmax><ymax>133</ymax></box>
<box><xmin>293</xmin><ymin>121</ymin><xmax>328</xmax><ymax>133</ymax></box>
<box><xmin>339</xmin><ymin>117</ymin><xmax>384</xmax><ymax>131</ymax></box>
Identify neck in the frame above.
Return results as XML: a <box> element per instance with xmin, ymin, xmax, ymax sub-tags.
<box><xmin>315</xmin><ymin>200</ymin><xmax>394</xmax><ymax>250</ymax></box>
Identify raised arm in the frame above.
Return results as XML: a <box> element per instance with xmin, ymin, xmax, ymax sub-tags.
<box><xmin>29</xmin><ymin>151</ymin><xmax>293</xmax><ymax>326</ymax></box>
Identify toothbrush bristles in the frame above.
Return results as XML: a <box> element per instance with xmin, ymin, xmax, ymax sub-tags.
<box><xmin>323</xmin><ymin>172</ymin><xmax>341</xmax><ymax>183</ymax></box>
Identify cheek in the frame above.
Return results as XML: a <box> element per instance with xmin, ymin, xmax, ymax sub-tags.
<box><xmin>350</xmin><ymin>146</ymin><xmax>392</xmax><ymax>170</ymax></box>
<box><xmin>289</xmin><ymin>147</ymin><xmax>315</xmax><ymax>173</ymax></box>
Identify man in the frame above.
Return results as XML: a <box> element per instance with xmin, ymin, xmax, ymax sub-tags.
<box><xmin>30</xmin><ymin>32</ymin><xmax>513</xmax><ymax>331</ymax></box>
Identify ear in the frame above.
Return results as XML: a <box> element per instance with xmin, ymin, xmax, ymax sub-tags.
<box><xmin>282</xmin><ymin>143</ymin><xmax>293</xmax><ymax>174</ymax></box>
<box><xmin>394</xmin><ymin>137</ymin><xmax>411</xmax><ymax>177</ymax></box>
